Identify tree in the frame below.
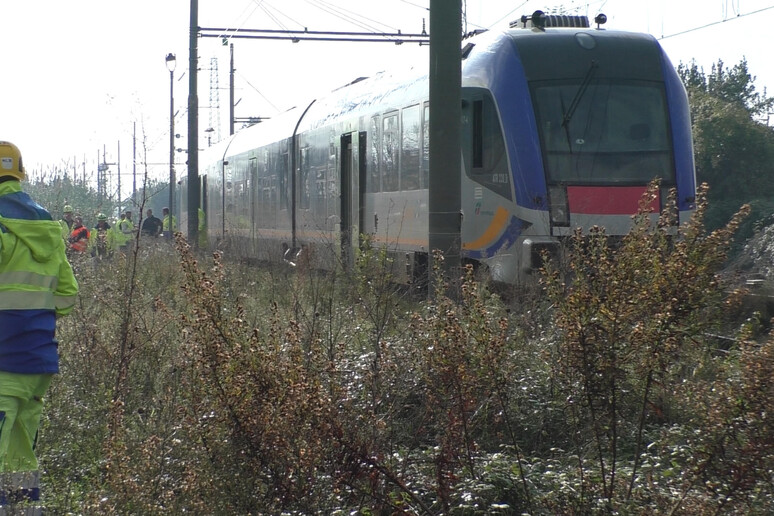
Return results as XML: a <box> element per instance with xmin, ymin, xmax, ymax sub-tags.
<box><xmin>704</xmin><ymin>59</ymin><xmax>773</xmax><ymax>117</ymax></box>
<box><xmin>678</xmin><ymin>59</ymin><xmax>774</xmax><ymax>248</ymax></box>
<box><xmin>26</xmin><ymin>172</ymin><xmax>108</xmax><ymax>222</ymax></box>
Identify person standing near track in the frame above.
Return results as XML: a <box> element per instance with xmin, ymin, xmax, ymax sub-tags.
<box><xmin>89</xmin><ymin>213</ymin><xmax>117</xmax><ymax>259</ymax></box>
<box><xmin>0</xmin><ymin>141</ymin><xmax>79</xmax><ymax>507</ymax></box>
<box><xmin>59</xmin><ymin>205</ymin><xmax>74</xmax><ymax>243</ymax></box>
<box><xmin>119</xmin><ymin>209</ymin><xmax>135</xmax><ymax>250</ymax></box>
<box><xmin>141</xmin><ymin>208</ymin><xmax>162</xmax><ymax>238</ymax></box>
<box><xmin>67</xmin><ymin>215</ymin><xmax>89</xmax><ymax>255</ymax></box>
<box><xmin>161</xmin><ymin>207</ymin><xmax>176</xmax><ymax>238</ymax></box>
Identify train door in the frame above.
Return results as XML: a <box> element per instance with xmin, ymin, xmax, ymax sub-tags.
<box><xmin>340</xmin><ymin>131</ymin><xmax>364</xmax><ymax>267</ymax></box>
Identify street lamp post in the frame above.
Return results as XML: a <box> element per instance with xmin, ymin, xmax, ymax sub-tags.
<box><xmin>165</xmin><ymin>52</ymin><xmax>176</xmax><ymax>240</ymax></box>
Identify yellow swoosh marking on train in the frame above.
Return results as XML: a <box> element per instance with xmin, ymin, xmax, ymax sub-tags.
<box><xmin>462</xmin><ymin>206</ymin><xmax>509</xmax><ymax>250</ymax></box>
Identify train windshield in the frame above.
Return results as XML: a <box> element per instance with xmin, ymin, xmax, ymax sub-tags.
<box><xmin>533</xmin><ymin>80</ymin><xmax>674</xmax><ymax>185</ymax></box>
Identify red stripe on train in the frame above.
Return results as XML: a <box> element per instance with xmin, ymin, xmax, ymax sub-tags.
<box><xmin>567</xmin><ymin>186</ymin><xmax>658</xmax><ymax>215</ymax></box>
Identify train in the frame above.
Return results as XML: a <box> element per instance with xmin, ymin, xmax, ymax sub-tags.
<box><xmin>182</xmin><ymin>11</ymin><xmax>696</xmax><ymax>285</ymax></box>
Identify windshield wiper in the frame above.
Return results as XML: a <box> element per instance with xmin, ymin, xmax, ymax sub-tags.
<box><xmin>559</xmin><ymin>94</ymin><xmax>573</xmax><ymax>153</ymax></box>
<box><xmin>561</xmin><ymin>60</ymin><xmax>599</xmax><ymax>130</ymax></box>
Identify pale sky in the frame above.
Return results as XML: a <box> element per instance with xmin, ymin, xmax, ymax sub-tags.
<box><xmin>1</xmin><ymin>0</ymin><xmax>772</xmax><ymax>200</ymax></box>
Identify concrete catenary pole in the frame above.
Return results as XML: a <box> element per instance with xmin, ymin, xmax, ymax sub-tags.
<box><xmin>188</xmin><ymin>0</ymin><xmax>200</xmax><ymax>246</ymax></box>
<box><xmin>132</xmin><ymin>123</ymin><xmax>137</xmax><ymax>208</ymax></box>
<box><xmin>230</xmin><ymin>43</ymin><xmax>235</xmax><ymax>136</ymax></box>
<box><xmin>428</xmin><ymin>0</ymin><xmax>462</xmax><ymax>295</ymax></box>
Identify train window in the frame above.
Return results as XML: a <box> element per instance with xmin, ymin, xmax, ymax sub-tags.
<box><xmin>258</xmin><ymin>151</ymin><xmax>276</xmax><ymax>225</ymax></box>
<box><xmin>249</xmin><ymin>157</ymin><xmax>258</xmax><ymax>226</ymax></box>
<box><xmin>471</xmin><ymin>98</ymin><xmax>506</xmax><ymax>175</ymax></box>
<box><xmin>279</xmin><ymin>152</ymin><xmax>288</xmax><ymax>210</ymax></box>
<box><xmin>462</xmin><ymin>91</ymin><xmax>512</xmax><ymax>200</ymax></box>
<box><xmin>422</xmin><ymin>103</ymin><xmax>429</xmax><ymax>188</ymax></box>
<box><xmin>300</xmin><ymin>147</ymin><xmax>310</xmax><ymax>210</ymax></box>
<box><xmin>382</xmin><ymin>113</ymin><xmax>400</xmax><ymax>192</ymax></box>
<box><xmin>369</xmin><ymin>116</ymin><xmax>380</xmax><ymax>193</ymax></box>
<box><xmin>327</xmin><ymin>148</ymin><xmax>338</xmax><ymax>223</ymax></box>
<box><xmin>534</xmin><ymin>80</ymin><xmax>674</xmax><ymax>184</ymax></box>
<box><xmin>226</xmin><ymin>156</ymin><xmax>247</xmax><ymax>230</ymax></box>
<box><xmin>473</xmin><ymin>100</ymin><xmax>483</xmax><ymax>168</ymax></box>
<box><xmin>315</xmin><ymin>168</ymin><xmax>326</xmax><ymax>214</ymax></box>
<box><xmin>401</xmin><ymin>105</ymin><xmax>421</xmax><ymax>191</ymax></box>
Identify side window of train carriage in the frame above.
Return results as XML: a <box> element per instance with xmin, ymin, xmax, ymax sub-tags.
<box><xmin>401</xmin><ymin>104</ymin><xmax>421</xmax><ymax>191</ymax></box>
<box><xmin>280</xmin><ymin>146</ymin><xmax>289</xmax><ymax>210</ymax></box>
<box><xmin>260</xmin><ymin>151</ymin><xmax>274</xmax><ymax>221</ymax></box>
<box><xmin>369</xmin><ymin>116</ymin><xmax>380</xmax><ymax>193</ymax></box>
<box><xmin>236</xmin><ymin>158</ymin><xmax>250</xmax><ymax>227</ymax></box>
<box><xmin>462</xmin><ymin>91</ymin><xmax>512</xmax><ymax>200</ymax></box>
<box><xmin>382</xmin><ymin>112</ymin><xmax>400</xmax><ymax>192</ymax></box>
<box><xmin>315</xmin><ymin>145</ymin><xmax>328</xmax><ymax>215</ymax></box>
<box><xmin>422</xmin><ymin>102</ymin><xmax>429</xmax><ymax>189</ymax></box>
<box><xmin>326</xmin><ymin>136</ymin><xmax>338</xmax><ymax>226</ymax></box>
<box><xmin>249</xmin><ymin>157</ymin><xmax>258</xmax><ymax>223</ymax></box>
<box><xmin>300</xmin><ymin>147</ymin><xmax>311</xmax><ymax>210</ymax></box>
<box><xmin>266</xmin><ymin>150</ymin><xmax>278</xmax><ymax>217</ymax></box>
<box><xmin>225</xmin><ymin>163</ymin><xmax>234</xmax><ymax>217</ymax></box>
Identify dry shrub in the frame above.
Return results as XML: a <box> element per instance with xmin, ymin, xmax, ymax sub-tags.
<box><xmin>37</xmin><ymin>185</ymin><xmax>774</xmax><ymax>515</ymax></box>
<box><xmin>541</xmin><ymin>181</ymin><xmax>753</xmax><ymax>512</ymax></box>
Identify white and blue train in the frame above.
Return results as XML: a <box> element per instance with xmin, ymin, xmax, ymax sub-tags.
<box><xmin>183</xmin><ymin>12</ymin><xmax>696</xmax><ymax>284</ymax></box>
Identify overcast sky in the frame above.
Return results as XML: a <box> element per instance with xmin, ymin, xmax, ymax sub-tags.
<box><xmin>1</xmin><ymin>0</ymin><xmax>772</xmax><ymax>198</ymax></box>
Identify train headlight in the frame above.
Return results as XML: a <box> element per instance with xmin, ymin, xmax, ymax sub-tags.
<box><xmin>549</xmin><ymin>185</ymin><xmax>570</xmax><ymax>226</ymax></box>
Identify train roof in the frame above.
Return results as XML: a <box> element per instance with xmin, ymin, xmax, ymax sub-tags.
<box><xmin>230</xmin><ymin>106</ymin><xmax>306</xmax><ymax>153</ymax></box>
<box><xmin>201</xmin><ymin>104</ymin><xmax>308</xmax><ymax>166</ymax></box>
<box><xmin>297</xmin><ymin>63</ymin><xmax>428</xmax><ymax>133</ymax></box>
<box><xmin>295</xmin><ymin>21</ymin><xmax>664</xmax><ymax>130</ymax></box>
<box><xmin>208</xmin><ymin>14</ymin><xmax>667</xmax><ymax>162</ymax></box>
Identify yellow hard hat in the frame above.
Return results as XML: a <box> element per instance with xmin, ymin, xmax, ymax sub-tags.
<box><xmin>0</xmin><ymin>141</ymin><xmax>26</xmax><ymax>181</ymax></box>
<box><xmin>64</xmin><ymin>205</ymin><xmax>74</xmax><ymax>213</ymax></box>
<box><xmin>97</xmin><ymin>213</ymin><xmax>107</xmax><ymax>221</ymax></box>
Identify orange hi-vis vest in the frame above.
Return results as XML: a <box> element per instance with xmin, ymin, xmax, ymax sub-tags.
<box><xmin>69</xmin><ymin>226</ymin><xmax>89</xmax><ymax>253</ymax></box>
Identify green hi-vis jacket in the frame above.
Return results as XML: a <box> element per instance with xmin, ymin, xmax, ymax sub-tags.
<box><xmin>0</xmin><ymin>181</ymin><xmax>79</xmax><ymax>374</ymax></box>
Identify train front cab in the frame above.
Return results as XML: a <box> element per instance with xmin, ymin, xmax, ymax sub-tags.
<box><xmin>461</xmin><ymin>23</ymin><xmax>696</xmax><ymax>284</ymax></box>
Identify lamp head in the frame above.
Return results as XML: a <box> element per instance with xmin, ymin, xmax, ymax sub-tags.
<box><xmin>165</xmin><ymin>53</ymin><xmax>176</xmax><ymax>72</ymax></box>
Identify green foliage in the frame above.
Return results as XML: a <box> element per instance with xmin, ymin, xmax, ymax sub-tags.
<box><xmin>678</xmin><ymin>59</ymin><xmax>774</xmax><ymax>251</ymax></box>
<box><xmin>25</xmin><ymin>174</ymin><xmax>107</xmax><ymax>220</ymax></box>
<box><xmin>679</xmin><ymin>59</ymin><xmax>774</xmax><ymax>118</ymax></box>
<box><xmin>24</xmin><ymin>168</ymin><xmax>170</xmax><ymax>224</ymax></box>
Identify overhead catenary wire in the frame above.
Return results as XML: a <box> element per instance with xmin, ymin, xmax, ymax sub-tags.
<box><xmin>658</xmin><ymin>3</ymin><xmax>774</xmax><ymax>39</ymax></box>
<box><xmin>200</xmin><ymin>27</ymin><xmax>429</xmax><ymax>44</ymax></box>
<box><xmin>255</xmin><ymin>0</ymin><xmax>299</xmax><ymax>32</ymax></box>
<box><xmin>304</xmin><ymin>0</ymin><xmax>401</xmax><ymax>33</ymax></box>
<box><xmin>480</xmin><ymin>0</ymin><xmax>532</xmax><ymax>30</ymax></box>
<box><xmin>235</xmin><ymin>71</ymin><xmax>281</xmax><ymax>114</ymax></box>
<box><xmin>249</xmin><ymin>0</ymin><xmax>428</xmax><ymax>36</ymax></box>
<box><xmin>305</xmin><ymin>0</ymin><xmax>380</xmax><ymax>31</ymax></box>
<box><xmin>397</xmin><ymin>0</ymin><xmax>428</xmax><ymax>11</ymax></box>
<box><xmin>205</xmin><ymin>0</ymin><xmax>432</xmax><ymax>141</ymax></box>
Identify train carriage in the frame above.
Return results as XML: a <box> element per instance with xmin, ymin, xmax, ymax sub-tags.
<box><xmin>185</xmin><ymin>12</ymin><xmax>696</xmax><ymax>285</ymax></box>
